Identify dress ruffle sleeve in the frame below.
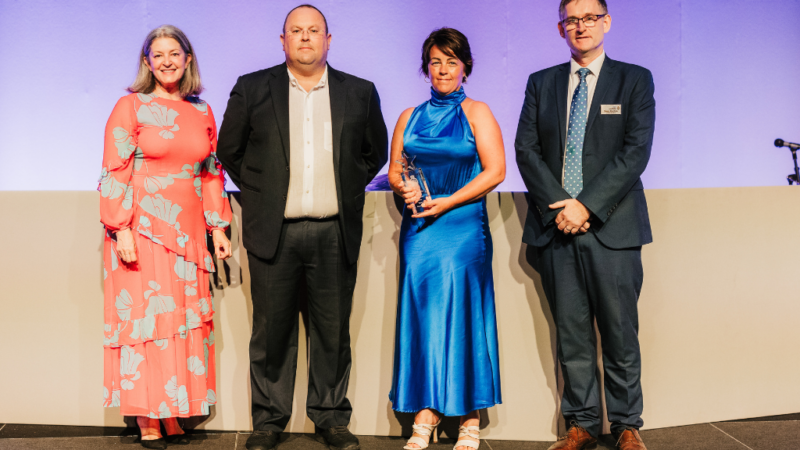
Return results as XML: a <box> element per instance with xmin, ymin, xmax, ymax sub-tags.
<box><xmin>200</xmin><ymin>105</ymin><xmax>232</xmax><ymax>232</ymax></box>
<box><xmin>99</xmin><ymin>96</ymin><xmax>138</xmax><ymax>231</ymax></box>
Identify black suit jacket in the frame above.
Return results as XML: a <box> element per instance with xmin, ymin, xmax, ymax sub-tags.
<box><xmin>216</xmin><ymin>63</ymin><xmax>388</xmax><ymax>263</ymax></box>
<box><xmin>515</xmin><ymin>56</ymin><xmax>655</xmax><ymax>249</ymax></box>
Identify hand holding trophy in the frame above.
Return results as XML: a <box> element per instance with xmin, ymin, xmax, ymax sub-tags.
<box><xmin>396</xmin><ymin>150</ymin><xmax>431</xmax><ymax>215</ymax></box>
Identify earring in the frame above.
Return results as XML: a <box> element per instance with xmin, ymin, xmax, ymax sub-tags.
<box><xmin>424</xmin><ymin>76</ymin><xmax>430</xmax><ymax>83</ymax></box>
<box><xmin>462</xmin><ymin>75</ymin><xmax>468</xmax><ymax>84</ymax></box>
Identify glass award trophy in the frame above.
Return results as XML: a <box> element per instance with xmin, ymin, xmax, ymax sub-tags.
<box><xmin>396</xmin><ymin>150</ymin><xmax>431</xmax><ymax>215</ymax></box>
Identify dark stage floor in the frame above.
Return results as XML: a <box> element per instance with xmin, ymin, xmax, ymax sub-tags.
<box><xmin>1</xmin><ymin>414</ymin><xmax>798</xmax><ymax>450</ymax></box>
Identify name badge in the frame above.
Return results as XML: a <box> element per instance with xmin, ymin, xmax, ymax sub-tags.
<box><xmin>601</xmin><ymin>105</ymin><xmax>621</xmax><ymax>115</ymax></box>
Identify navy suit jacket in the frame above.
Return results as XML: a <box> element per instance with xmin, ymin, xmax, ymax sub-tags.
<box><xmin>515</xmin><ymin>56</ymin><xmax>655</xmax><ymax>249</ymax></box>
<box><xmin>216</xmin><ymin>63</ymin><xmax>388</xmax><ymax>264</ymax></box>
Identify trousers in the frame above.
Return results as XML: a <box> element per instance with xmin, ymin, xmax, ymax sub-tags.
<box><xmin>535</xmin><ymin>231</ymin><xmax>644</xmax><ymax>437</ymax></box>
<box><xmin>247</xmin><ymin>218</ymin><xmax>358</xmax><ymax>431</ymax></box>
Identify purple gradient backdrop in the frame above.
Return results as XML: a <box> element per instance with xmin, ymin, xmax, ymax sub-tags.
<box><xmin>1</xmin><ymin>0</ymin><xmax>798</xmax><ymax>191</ymax></box>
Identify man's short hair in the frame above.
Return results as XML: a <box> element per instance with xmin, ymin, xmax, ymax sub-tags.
<box><xmin>559</xmin><ymin>0</ymin><xmax>608</xmax><ymax>19</ymax></box>
<box><xmin>283</xmin><ymin>4</ymin><xmax>329</xmax><ymax>34</ymax></box>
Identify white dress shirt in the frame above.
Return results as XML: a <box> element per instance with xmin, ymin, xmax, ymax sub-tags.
<box><xmin>563</xmin><ymin>51</ymin><xmax>606</xmax><ymax>185</ymax></box>
<box><xmin>284</xmin><ymin>66</ymin><xmax>339</xmax><ymax>219</ymax></box>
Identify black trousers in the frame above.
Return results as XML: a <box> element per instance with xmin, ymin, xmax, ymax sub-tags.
<box><xmin>536</xmin><ymin>232</ymin><xmax>644</xmax><ymax>438</ymax></box>
<box><xmin>247</xmin><ymin>218</ymin><xmax>358</xmax><ymax>432</ymax></box>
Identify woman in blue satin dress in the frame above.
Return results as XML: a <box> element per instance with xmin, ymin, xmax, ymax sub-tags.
<box><xmin>388</xmin><ymin>28</ymin><xmax>506</xmax><ymax>450</ymax></box>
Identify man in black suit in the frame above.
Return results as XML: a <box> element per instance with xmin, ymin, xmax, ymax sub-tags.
<box><xmin>216</xmin><ymin>5</ymin><xmax>388</xmax><ymax>450</ymax></box>
<box><xmin>515</xmin><ymin>1</ymin><xmax>655</xmax><ymax>449</ymax></box>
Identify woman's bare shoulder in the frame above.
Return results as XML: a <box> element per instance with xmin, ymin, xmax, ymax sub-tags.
<box><xmin>395</xmin><ymin>107</ymin><xmax>416</xmax><ymax>129</ymax></box>
<box><xmin>462</xmin><ymin>99</ymin><xmax>495</xmax><ymax>124</ymax></box>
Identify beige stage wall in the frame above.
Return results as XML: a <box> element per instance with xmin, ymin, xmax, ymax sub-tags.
<box><xmin>1</xmin><ymin>187</ymin><xmax>799</xmax><ymax>440</ymax></box>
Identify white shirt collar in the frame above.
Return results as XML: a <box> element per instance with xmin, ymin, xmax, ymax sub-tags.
<box><xmin>288</xmin><ymin>65</ymin><xmax>328</xmax><ymax>92</ymax></box>
<box><xmin>570</xmin><ymin>51</ymin><xmax>606</xmax><ymax>77</ymax></box>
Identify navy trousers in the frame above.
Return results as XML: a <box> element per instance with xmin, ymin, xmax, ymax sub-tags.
<box><xmin>536</xmin><ymin>231</ymin><xmax>644</xmax><ymax>437</ymax></box>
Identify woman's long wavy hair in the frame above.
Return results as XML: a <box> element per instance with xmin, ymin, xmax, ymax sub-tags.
<box><xmin>127</xmin><ymin>25</ymin><xmax>203</xmax><ymax>98</ymax></box>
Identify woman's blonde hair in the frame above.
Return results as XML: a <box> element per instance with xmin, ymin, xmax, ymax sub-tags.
<box><xmin>127</xmin><ymin>25</ymin><xmax>203</xmax><ymax>98</ymax></box>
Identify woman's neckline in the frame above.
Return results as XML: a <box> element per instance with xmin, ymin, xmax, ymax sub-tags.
<box><xmin>430</xmin><ymin>87</ymin><xmax>467</xmax><ymax>107</ymax></box>
<box><xmin>150</xmin><ymin>94</ymin><xmax>185</xmax><ymax>102</ymax></box>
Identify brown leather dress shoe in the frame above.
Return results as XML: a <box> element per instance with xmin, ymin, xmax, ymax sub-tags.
<box><xmin>547</xmin><ymin>424</ymin><xmax>597</xmax><ymax>450</ymax></box>
<box><xmin>616</xmin><ymin>429</ymin><xmax>647</xmax><ymax>450</ymax></box>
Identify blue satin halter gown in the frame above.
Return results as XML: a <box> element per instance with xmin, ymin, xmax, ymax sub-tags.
<box><xmin>389</xmin><ymin>87</ymin><xmax>502</xmax><ymax>416</ymax></box>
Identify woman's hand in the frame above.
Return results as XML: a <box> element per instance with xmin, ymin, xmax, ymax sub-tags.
<box><xmin>211</xmin><ymin>229</ymin><xmax>232</xmax><ymax>260</ymax></box>
<box><xmin>402</xmin><ymin>179</ymin><xmax>423</xmax><ymax>207</ymax></box>
<box><xmin>390</xmin><ymin>175</ymin><xmax>406</xmax><ymax>197</ymax></box>
<box><xmin>115</xmin><ymin>228</ymin><xmax>138</xmax><ymax>264</ymax></box>
<box><xmin>411</xmin><ymin>197</ymin><xmax>454</xmax><ymax>219</ymax></box>
<box><xmin>390</xmin><ymin>170</ymin><xmax>422</xmax><ymax>207</ymax></box>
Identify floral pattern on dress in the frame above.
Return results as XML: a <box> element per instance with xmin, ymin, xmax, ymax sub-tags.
<box><xmin>100</xmin><ymin>93</ymin><xmax>231</xmax><ymax>418</ymax></box>
<box><xmin>115</xmin><ymin>289</ymin><xmax>134</xmax><ymax>321</ymax></box>
<box><xmin>104</xmin><ymin>386</ymin><xmax>121</xmax><ymax>407</ymax></box>
<box><xmin>112</xmin><ymin>127</ymin><xmax>137</xmax><ymax>160</ymax></box>
<box><xmin>119</xmin><ymin>346</ymin><xmax>144</xmax><ymax>390</ymax></box>
<box><xmin>144</xmin><ymin>281</ymin><xmax>176</xmax><ymax>316</ymax></box>
<box><xmin>99</xmin><ymin>168</ymin><xmax>133</xmax><ymax>210</ymax></box>
<box><xmin>137</xmin><ymin>102</ymin><xmax>180</xmax><ymax>139</ymax></box>
<box><xmin>188</xmin><ymin>97</ymin><xmax>209</xmax><ymax>116</ymax></box>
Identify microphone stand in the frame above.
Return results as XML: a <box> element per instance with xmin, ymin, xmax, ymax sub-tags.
<box><xmin>789</xmin><ymin>149</ymin><xmax>800</xmax><ymax>186</ymax></box>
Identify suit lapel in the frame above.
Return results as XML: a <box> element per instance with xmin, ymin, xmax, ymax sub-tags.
<box><xmin>269</xmin><ymin>64</ymin><xmax>291</xmax><ymax>164</ymax></box>
<box><xmin>555</xmin><ymin>64</ymin><xmax>570</xmax><ymax>158</ymax></box>
<box><xmin>585</xmin><ymin>56</ymin><xmax>616</xmax><ymax>137</ymax></box>
<box><xmin>328</xmin><ymin>65</ymin><xmax>346</xmax><ymax>179</ymax></box>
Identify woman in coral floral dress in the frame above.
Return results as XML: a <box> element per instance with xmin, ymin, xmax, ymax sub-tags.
<box><xmin>99</xmin><ymin>25</ymin><xmax>232</xmax><ymax>448</ymax></box>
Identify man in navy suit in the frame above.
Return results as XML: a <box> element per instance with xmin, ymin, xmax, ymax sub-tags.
<box><xmin>515</xmin><ymin>1</ymin><xmax>655</xmax><ymax>449</ymax></box>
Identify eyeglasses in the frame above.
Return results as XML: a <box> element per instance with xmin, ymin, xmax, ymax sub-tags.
<box><xmin>285</xmin><ymin>28</ymin><xmax>326</xmax><ymax>38</ymax></box>
<box><xmin>560</xmin><ymin>14</ymin><xmax>607</xmax><ymax>31</ymax></box>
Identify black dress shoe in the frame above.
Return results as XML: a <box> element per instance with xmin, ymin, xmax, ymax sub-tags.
<box><xmin>166</xmin><ymin>433</ymin><xmax>191</xmax><ymax>445</ymax></box>
<box><xmin>140</xmin><ymin>437</ymin><xmax>168</xmax><ymax>449</ymax></box>
<box><xmin>315</xmin><ymin>426</ymin><xmax>360</xmax><ymax>450</ymax></box>
<box><xmin>246</xmin><ymin>430</ymin><xmax>281</xmax><ymax>450</ymax></box>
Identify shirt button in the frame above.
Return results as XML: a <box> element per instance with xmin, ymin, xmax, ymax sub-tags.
<box><xmin>307</xmin><ymin>118</ymin><xmax>310</xmax><ymax>121</ymax></box>
<box><xmin>307</xmin><ymin>141</ymin><xmax>310</xmax><ymax>144</ymax></box>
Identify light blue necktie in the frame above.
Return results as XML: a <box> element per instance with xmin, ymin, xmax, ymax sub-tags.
<box><xmin>564</xmin><ymin>68</ymin><xmax>591</xmax><ymax>198</ymax></box>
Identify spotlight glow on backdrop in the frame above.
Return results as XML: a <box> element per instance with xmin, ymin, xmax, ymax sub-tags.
<box><xmin>0</xmin><ymin>0</ymin><xmax>798</xmax><ymax>191</ymax></box>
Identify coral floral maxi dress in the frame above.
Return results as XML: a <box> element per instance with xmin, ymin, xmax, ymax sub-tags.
<box><xmin>99</xmin><ymin>93</ymin><xmax>232</xmax><ymax>418</ymax></box>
